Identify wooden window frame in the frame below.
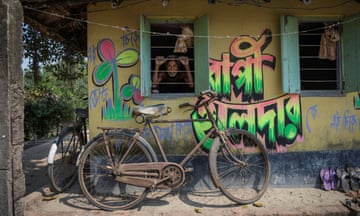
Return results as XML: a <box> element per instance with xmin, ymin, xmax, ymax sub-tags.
<box><xmin>280</xmin><ymin>15</ymin><xmax>360</xmax><ymax>96</ymax></box>
<box><xmin>140</xmin><ymin>15</ymin><xmax>209</xmax><ymax>97</ymax></box>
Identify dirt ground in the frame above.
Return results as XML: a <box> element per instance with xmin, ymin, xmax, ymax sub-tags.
<box><xmin>22</xmin><ymin>140</ymin><xmax>355</xmax><ymax>216</ymax></box>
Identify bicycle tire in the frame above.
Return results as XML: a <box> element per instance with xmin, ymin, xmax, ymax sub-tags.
<box><xmin>209</xmin><ymin>128</ymin><xmax>270</xmax><ymax>204</ymax></box>
<box><xmin>48</xmin><ymin>126</ymin><xmax>83</xmax><ymax>193</ymax></box>
<box><xmin>78</xmin><ymin>131</ymin><xmax>155</xmax><ymax>211</ymax></box>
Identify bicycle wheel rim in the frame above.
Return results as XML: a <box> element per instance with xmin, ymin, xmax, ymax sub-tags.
<box><xmin>209</xmin><ymin>129</ymin><xmax>270</xmax><ymax>204</ymax></box>
<box><xmin>49</xmin><ymin>129</ymin><xmax>82</xmax><ymax>192</ymax></box>
<box><xmin>78</xmin><ymin>132</ymin><xmax>152</xmax><ymax>211</ymax></box>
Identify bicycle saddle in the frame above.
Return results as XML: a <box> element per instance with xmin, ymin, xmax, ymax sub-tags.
<box><xmin>133</xmin><ymin>104</ymin><xmax>171</xmax><ymax>116</ymax></box>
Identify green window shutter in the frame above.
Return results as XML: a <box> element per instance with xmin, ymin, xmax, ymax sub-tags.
<box><xmin>280</xmin><ymin>16</ymin><xmax>300</xmax><ymax>93</ymax></box>
<box><xmin>194</xmin><ymin>15</ymin><xmax>209</xmax><ymax>95</ymax></box>
<box><xmin>342</xmin><ymin>13</ymin><xmax>360</xmax><ymax>93</ymax></box>
<box><xmin>140</xmin><ymin>14</ymin><xmax>151</xmax><ymax>97</ymax></box>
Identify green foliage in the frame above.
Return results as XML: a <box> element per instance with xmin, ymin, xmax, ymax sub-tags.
<box><xmin>22</xmin><ymin>23</ymin><xmax>84</xmax><ymax>85</ymax></box>
<box><xmin>23</xmin><ymin>24</ymin><xmax>88</xmax><ymax>140</ymax></box>
<box><xmin>24</xmin><ymin>63</ymin><xmax>88</xmax><ymax>140</ymax></box>
<box><xmin>23</xmin><ymin>23</ymin><xmax>67</xmax><ymax>66</ymax></box>
<box><xmin>24</xmin><ymin>94</ymin><xmax>73</xmax><ymax>140</ymax></box>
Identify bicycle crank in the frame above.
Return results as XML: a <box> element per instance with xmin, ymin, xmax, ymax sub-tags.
<box><xmin>115</xmin><ymin>162</ymin><xmax>185</xmax><ymax>189</ymax></box>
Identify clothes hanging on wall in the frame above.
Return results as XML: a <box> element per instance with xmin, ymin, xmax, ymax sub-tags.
<box><xmin>318</xmin><ymin>26</ymin><xmax>340</xmax><ymax>61</ymax></box>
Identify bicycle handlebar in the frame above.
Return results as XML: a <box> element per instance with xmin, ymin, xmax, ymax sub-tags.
<box><xmin>179</xmin><ymin>90</ymin><xmax>219</xmax><ymax>110</ymax></box>
<box><xmin>200</xmin><ymin>89</ymin><xmax>218</xmax><ymax>98</ymax></box>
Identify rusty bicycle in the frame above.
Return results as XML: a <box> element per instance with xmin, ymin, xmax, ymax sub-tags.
<box><xmin>77</xmin><ymin>90</ymin><xmax>270</xmax><ymax>211</ymax></box>
<box><xmin>47</xmin><ymin>107</ymin><xmax>88</xmax><ymax>193</ymax></box>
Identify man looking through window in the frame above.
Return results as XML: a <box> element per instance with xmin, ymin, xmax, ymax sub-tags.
<box><xmin>152</xmin><ymin>55</ymin><xmax>194</xmax><ymax>93</ymax></box>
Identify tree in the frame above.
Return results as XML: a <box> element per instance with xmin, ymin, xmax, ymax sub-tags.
<box><xmin>23</xmin><ymin>24</ymin><xmax>88</xmax><ymax>140</ymax></box>
<box><xmin>23</xmin><ymin>24</ymin><xmax>64</xmax><ymax>84</ymax></box>
<box><xmin>23</xmin><ymin>59</ymin><xmax>88</xmax><ymax>140</ymax></box>
<box><xmin>23</xmin><ymin>23</ymin><xmax>85</xmax><ymax>85</ymax></box>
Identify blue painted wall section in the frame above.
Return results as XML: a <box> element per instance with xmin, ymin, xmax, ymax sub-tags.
<box><xmin>169</xmin><ymin>150</ymin><xmax>360</xmax><ymax>191</ymax></box>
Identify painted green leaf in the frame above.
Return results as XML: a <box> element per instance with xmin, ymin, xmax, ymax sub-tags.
<box><xmin>93</xmin><ymin>62</ymin><xmax>113</xmax><ymax>86</ymax></box>
<box><xmin>116</xmin><ymin>48</ymin><xmax>139</xmax><ymax>68</ymax></box>
<box><xmin>130</xmin><ymin>75</ymin><xmax>141</xmax><ymax>89</ymax></box>
<box><xmin>121</xmin><ymin>85</ymin><xmax>134</xmax><ymax>100</ymax></box>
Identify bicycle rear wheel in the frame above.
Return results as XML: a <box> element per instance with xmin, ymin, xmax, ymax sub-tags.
<box><xmin>48</xmin><ymin>126</ymin><xmax>83</xmax><ymax>193</ymax></box>
<box><xmin>209</xmin><ymin>128</ymin><xmax>270</xmax><ymax>204</ymax></box>
<box><xmin>78</xmin><ymin>131</ymin><xmax>154</xmax><ymax>211</ymax></box>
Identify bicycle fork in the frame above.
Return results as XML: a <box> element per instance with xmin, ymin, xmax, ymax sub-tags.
<box><xmin>75</xmin><ymin>145</ymin><xmax>85</xmax><ymax>167</ymax></box>
<box><xmin>216</xmin><ymin>132</ymin><xmax>248</xmax><ymax>167</ymax></box>
<box><xmin>47</xmin><ymin>138</ymin><xmax>59</xmax><ymax>164</ymax></box>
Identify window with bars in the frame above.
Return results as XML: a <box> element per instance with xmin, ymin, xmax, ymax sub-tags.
<box><xmin>280</xmin><ymin>15</ymin><xmax>360</xmax><ymax>95</ymax></box>
<box><xmin>150</xmin><ymin>23</ymin><xmax>195</xmax><ymax>94</ymax></box>
<box><xmin>140</xmin><ymin>15</ymin><xmax>210</xmax><ymax>97</ymax></box>
<box><xmin>298</xmin><ymin>22</ymin><xmax>340</xmax><ymax>91</ymax></box>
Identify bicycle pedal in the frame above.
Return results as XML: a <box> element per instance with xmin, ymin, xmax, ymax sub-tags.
<box><xmin>184</xmin><ymin>168</ymin><xmax>194</xmax><ymax>172</ymax></box>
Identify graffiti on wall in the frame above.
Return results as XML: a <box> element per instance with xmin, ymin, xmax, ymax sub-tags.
<box><xmin>209</xmin><ymin>29</ymin><xmax>276</xmax><ymax>102</ymax></box>
<box><xmin>88</xmin><ymin>30</ymin><xmax>303</xmax><ymax>151</ymax></box>
<box><xmin>120</xmin><ymin>30</ymin><xmax>139</xmax><ymax>48</ymax></box>
<box><xmin>305</xmin><ymin>105</ymin><xmax>318</xmax><ymax>133</ymax></box>
<box><xmin>89</xmin><ymin>86</ymin><xmax>109</xmax><ymax>109</ymax></box>
<box><xmin>306</xmin><ymin>104</ymin><xmax>360</xmax><ymax>133</ymax></box>
<box><xmin>330</xmin><ymin>110</ymin><xmax>358</xmax><ymax>132</ymax></box>
<box><xmin>88</xmin><ymin>44</ymin><xmax>97</xmax><ymax>65</ymax></box>
<box><xmin>192</xmin><ymin>94</ymin><xmax>302</xmax><ymax>152</ymax></box>
<box><xmin>194</xmin><ymin>29</ymin><xmax>303</xmax><ymax>152</ymax></box>
<box><xmin>90</xmin><ymin>38</ymin><xmax>143</xmax><ymax>120</ymax></box>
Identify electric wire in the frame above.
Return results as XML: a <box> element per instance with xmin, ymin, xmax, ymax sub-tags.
<box><xmin>23</xmin><ymin>1</ymin><xmax>360</xmax><ymax>40</ymax></box>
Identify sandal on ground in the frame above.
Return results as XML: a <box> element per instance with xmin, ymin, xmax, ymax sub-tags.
<box><xmin>337</xmin><ymin>168</ymin><xmax>351</xmax><ymax>192</ymax></box>
<box><xmin>329</xmin><ymin>167</ymin><xmax>338</xmax><ymax>190</ymax></box>
<box><xmin>348</xmin><ymin>167</ymin><xmax>360</xmax><ymax>192</ymax></box>
<box><xmin>345</xmin><ymin>190</ymin><xmax>357</xmax><ymax>198</ymax></box>
<box><xmin>341</xmin><ymin>198</ymin><xmax>360</xmax><ymax>212</ymax></box>
<box><xmin>320</xmin><ymin>167</ymin><xmax>332</xmax><ymax>191</ymax></box>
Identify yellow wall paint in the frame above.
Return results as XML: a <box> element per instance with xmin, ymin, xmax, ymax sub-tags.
<box><xmin>289</xmin><ymin>93</ymin><xmax>360</xmax><ymax>151</ymax></box>
<box><xmin>86</xmin><ymin>0</ymin><xmax>360</xmax><ymax>153</ymax></box>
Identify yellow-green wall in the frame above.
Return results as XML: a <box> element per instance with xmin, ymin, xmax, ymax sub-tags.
<box><xmin>87</xmin><ymin>0</ymin><xmax>360</xmax><ymax>153</ymax></box>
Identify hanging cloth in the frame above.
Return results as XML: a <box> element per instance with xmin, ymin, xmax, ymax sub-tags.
<box><xmin>174</xmin><ymin>26</ymin><xmax>193</xmax><ymax>54</ymax></box>
<box><xmin>319</xmin><ymin>26</ymin><xmax>340</xmax><ymax>61</ymax></box>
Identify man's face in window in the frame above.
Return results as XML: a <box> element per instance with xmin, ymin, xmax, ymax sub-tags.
<box><xmin>166</xmin><ymin>60</ymin><xmax>179</xmax><ymax>77</ymax></box>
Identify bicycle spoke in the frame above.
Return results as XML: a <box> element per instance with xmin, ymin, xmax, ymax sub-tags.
<box><xmin>48</xmin><ymin>128</ymin><xmax>83</xmax><ymax>193</ymax></box>
<box><xmin>78</xmin><ymin>131</ymin><xmax>153</xmax><ymax>210</ymax></box>
<box><xmin>209</xmin><ymin>129</ymin><xmax>270</xmax><ymax>204</ymax></box>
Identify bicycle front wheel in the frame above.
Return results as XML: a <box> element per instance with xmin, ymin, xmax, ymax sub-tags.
<box><xmin>48</xmin><ymin>127</ymin><xmax>83</xmax><ymax>193</ymax></box>
<box><xmin>78</xmin><ymin>131</ymin><xmax>154</xmax><ymax>211</ymax></box>
<box><xmin>209</xmin><ymin>128</ymin><xmax>270</xmax><ymax>204</ymax></box>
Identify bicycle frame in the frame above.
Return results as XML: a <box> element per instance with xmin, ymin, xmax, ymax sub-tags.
<box><xmin>136</xmin><ymin>118</ymin><xmax>216</xmax><ymax>167</ymax></box>
<box><xmin>102</xmin><ymin>96</ymin><xmax>225</xmax><ymax>190</ymax></box>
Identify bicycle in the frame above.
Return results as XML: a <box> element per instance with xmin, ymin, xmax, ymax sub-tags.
<box><xmin>47</xmin><ymin>107</ymin><xmax>88</xmax><ymax>193</ymax></box>
<box><xmin>77</xmin><ymin>90</ymin><xmax>270</xmax><ymax>211</ymax></box>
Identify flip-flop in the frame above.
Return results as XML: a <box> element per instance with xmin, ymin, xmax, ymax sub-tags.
<box><xmin>348</xmin><ymin>167</ymin><xmax>360</xmax><ymax>192</ymax></box>
<box><xmin>320</xmin><ymin>168</ymin><xmax>332</xmax><ymax>191</ymax></box>
<box><xmin>329</xmin><ymin>167</ymin><xmax>338</xmax><ymax>190</ymax></box>
<box><xmin>341</xmin><ymin>198</ymin><xmax>360</xmax><ymax>212</ymax></box>
<box><xmin>337</xmin><ymin>168</ymin><xmax>351</xmax><ymax>192</ymax></box>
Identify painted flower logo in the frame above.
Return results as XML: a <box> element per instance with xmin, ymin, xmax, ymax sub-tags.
<box><xmin>92</xmin><ymin>38</ymin><xmax>142</xmax><ymax>120</ymax></box>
